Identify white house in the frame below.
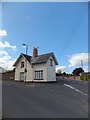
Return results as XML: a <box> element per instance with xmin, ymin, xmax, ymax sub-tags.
<box><xmin>13</xmin><ymin>48</ymin><xmax>58</xmax><ymax>82</ymax></box>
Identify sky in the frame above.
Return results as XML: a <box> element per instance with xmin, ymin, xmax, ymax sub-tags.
<box><xmin>0</xmin><ymin>2</ymin><xmax>89</xmax><ymax>73</ymax></box>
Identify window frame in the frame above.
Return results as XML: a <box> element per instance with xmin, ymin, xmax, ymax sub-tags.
<box><xmin>21</xmin><ymin>61</ymin><xmax>24</xmax><ymax>68</ymax></box>
<box><xmin>50</xmin><ymin>58</ymin><xmax>53</xmax><ymax>66</ymax></box>
<box><xmin>34</xmin><ymin>70</ymin><xmax>43</xmax><ymax>80</ymax></box>
<box><xmin>20</xmin><ymin>72</ymin><xmax>25</xmax><ymax>80</ymax></box>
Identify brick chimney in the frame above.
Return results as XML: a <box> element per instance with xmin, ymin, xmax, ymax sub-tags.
<box><xmin>33</xmin><ymin>47</ymin><xmax>38</xmax><ymax>57</ymax></box>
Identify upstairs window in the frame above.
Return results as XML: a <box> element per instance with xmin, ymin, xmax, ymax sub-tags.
<box><xmin>21</xmin><ymin>61</ymin><xmax>24</xmax><ymax>68</ymax></box>
<box><xmin>50</xmin><ymin>59</ymin><xmax>53</xmax><ymax>66</ymax></box>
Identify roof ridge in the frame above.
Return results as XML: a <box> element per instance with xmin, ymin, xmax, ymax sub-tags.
<box><xmin>21</xmin><ymin>52</ymin><xmax>54</xmax><ymax>57</ymax></box>
<box><xmin>21</xmin><ymin>53</ymin><xmax>32</xmax><ymax>57</ymax></box>
<box><xmin>36</xmin><ymin>52</ymin><xmax>54</xmax><ymax>57</ymax></box>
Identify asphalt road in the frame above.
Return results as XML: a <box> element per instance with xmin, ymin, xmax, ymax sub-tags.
<box><xmin>2</xmin><ymin>78</ymin><xmax>88</xmax><ymax>118</ymax></box>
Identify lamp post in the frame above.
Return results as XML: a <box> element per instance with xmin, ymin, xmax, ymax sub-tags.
<box><xmin>23</xmin><ymin>44</ymin><xmax>28</xmax><ymax>55</ymax></box>
<box><xmin>23</xmin><ymin>44</ymin><xmax>28</xmax><ymax>82</ymax></box>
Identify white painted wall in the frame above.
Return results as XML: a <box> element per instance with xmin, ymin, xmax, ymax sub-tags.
<box><xmin>15</xmin><ymin>56</ymin><xmax>32</xmax><ymax>81</ymax></box>
<box><xmin>26</xmin><ymin>61</ymin><xmax>33</xmax><ymax>81</ymax></box>
<box><xmin>32</xmin><ymin>63</ymin><xmax>47</xmax><ymax>82</ymax></box>
<box><xmin>46</xmin><ymin>56</ymin><xmax>56</xmax><ymax>81</ymax></box>
<box><xmin>15</xmin><ymin>55</ymin><xmax>56</xmax><ymax>82</ymax></box>
<box><xmin>15</xmin><ymin>56</ymin><xmax>25</xmax><ymax>81</ymax></box>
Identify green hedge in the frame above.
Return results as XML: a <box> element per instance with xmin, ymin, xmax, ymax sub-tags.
<box><xmin>80</xmin><ymin>74</ymin><xmax>90</xmax><ymax>80</ymax></box>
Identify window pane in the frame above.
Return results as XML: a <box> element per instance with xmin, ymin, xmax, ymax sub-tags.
<box><xmin>50</xmin><ymin>59</ymin><xmax>53</xmax><ymax>66</ymax></box>
<box><xmin>34</xmin><ymin>70</ymin><xmax>43</xmax><ymax>80</ymax></box>
<box><xmin>20</xmin><ymin>72</ymin><xmax>24</xmax><ymax>80</ymax></box>
<box><xmin>21</xmin><ymin>61</ymin><xmax>24</xmax><ymax>68</ymax></box>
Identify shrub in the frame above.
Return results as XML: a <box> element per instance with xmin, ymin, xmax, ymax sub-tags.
<box><xmin>80</xmin><ymin>74</ymin><xmax>90</xmax><ymax>81</ymax></box>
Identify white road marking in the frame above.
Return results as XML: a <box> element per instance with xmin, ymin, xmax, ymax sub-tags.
<box><xmin>26</xmin><ymin>84</ymin><xmax>35</xmax><ymax>87</ymax></box>
<box><xmin>64</xmin><ymin>84</ymin><xmax>88</xmax><ymax>96</ymax></box>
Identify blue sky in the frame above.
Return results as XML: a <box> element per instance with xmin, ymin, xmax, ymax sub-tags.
<box><xmin>0</xmin><ymin>2</ymin><xmax>89</xmax><ymax>73</ymax></box>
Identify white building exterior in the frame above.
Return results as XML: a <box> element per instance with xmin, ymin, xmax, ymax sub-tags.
<box><xmin>13</xmin><ymin>48</ymin><xmax>58</xmax><ymax>82</ymax></box>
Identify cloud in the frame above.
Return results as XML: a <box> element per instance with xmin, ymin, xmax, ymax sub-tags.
<box><xmin>56</xmin><ymin>65</ymin><xmax>67</xmax><ymax>72</ymax></box>
<box><xmin>68</xmin><ymin>53</ymin><xmax>90</xmax><ymax>67</ymax></box>
<box><xmin>0</xmin><ymin>41</ymin><xmax>16</xmax><ymax>51</ymax></box>
<box><xmin>0</xmin><ymin>30</ymin><xmax>7</xmax><ymax>37</ymax></box>
<box><xmin>0</xmin><ymin>41</ymin><xmax>17</xmax><ymax>70</ymax></box>
<box><xmin>0</xmin><ymin>50</ymin><xmax>15</xmax><ymax>70</ymax></box>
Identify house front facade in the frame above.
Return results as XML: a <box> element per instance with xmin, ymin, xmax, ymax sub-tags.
<box><xmin>13</xmin><ymin>48</ymin><xmax>58</xmax><ymax>82</ymax></box>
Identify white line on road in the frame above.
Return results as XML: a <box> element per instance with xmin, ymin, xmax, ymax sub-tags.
<box><xmin>64</xmin><ymin>84</ymin><xmax>88</xmax><ymax>96</ymax></box>
<box><xmin>26</xmin><ymin>84</ymin><xmax>35</xmax><ymax>87</ymax></box>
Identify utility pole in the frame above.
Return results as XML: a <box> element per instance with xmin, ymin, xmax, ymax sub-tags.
<box><xmin>81</xmin><ymin>60</ymin><xmax>83</xmax><ymax>69</ymax></box>
<box><xmin>23</xmin><ymin>43</ymin><xmax>28</xmax><ymax>82</ymax></box>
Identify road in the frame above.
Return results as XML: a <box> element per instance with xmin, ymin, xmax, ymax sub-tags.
<box><xmin>0</xmin><ymin>80</ymin><xmax>2</xmax><ymax>120</ymax></box>
<box><xmin>2</xmin><ymin>78</ymin><xmax>88</xmax><ymax>118</ymax></box>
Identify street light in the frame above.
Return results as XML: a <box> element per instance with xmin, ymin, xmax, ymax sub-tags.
<box><xmin>23</xmin><ymin>43</ymin><xmax>28</xmax><ymax>82</ymax></box>
<box><xmin>23</xmin><ymin>43</ymin><xmax>28</xmax><ymax>55</ymax></box>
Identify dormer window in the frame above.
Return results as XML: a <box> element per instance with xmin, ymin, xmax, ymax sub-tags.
<box><xmin>50</xmin><ymin>59</ymin><xmax>53</xmax><ymax>66</ymax></box>
<box><xmin>21</xmin><ymin>61</ymin><xmax>24</xmax><ymax>68</ymax></box>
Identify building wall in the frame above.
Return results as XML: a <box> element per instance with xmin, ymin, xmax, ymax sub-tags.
<box><xmin>15</xmin><ymin>56</ymin><xmax>25</xmax><ymax>81</ymax></box>
<box><xmin>15</xmin><ymin>55</ymin><xmax>57</xmax><ymax>82</ymax></box>
<box><xmin>46</xmin><ymin>56</ymin><xmax>56</xmax><ymax>81</ymax></box>
<box><xmin>15</xmin><ymin>56</ymin><xmax>32</xmax><ymax>81</ymax></box>
<box><xmin>26</xmin><ymin>61</ymin><xmax>33</xmax><ymax>81</ymax></box>
<box><xmin>32</xmin><ymin>63</ymin><xmax>47</xmax><ymax>82</ymax></box>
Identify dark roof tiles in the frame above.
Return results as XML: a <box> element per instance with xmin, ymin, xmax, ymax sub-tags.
<box><xmin>13</xmin><ymin>52</ymin><xmax>58</xmax><ymax>66</ymax></box>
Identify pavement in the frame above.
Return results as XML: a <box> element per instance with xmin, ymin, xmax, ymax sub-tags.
<box><xmin>2</xmin><ymin>78</ymin><xmax>88</xmax><ymax>118</ymax></box>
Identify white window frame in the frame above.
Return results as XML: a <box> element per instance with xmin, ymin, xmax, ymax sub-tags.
<box><xmin>34</xmin><ymin>70</ymin><xmax>43</xmax><ymax>80</ymax></box>
<box><xmin>50</xmin><ymin>59</ymin><xmax>53</xmax><ymax>66</ymax></box>
<box><xmin>20</xmin><ymin>72</ymin><xmax>25</xmax><ymax>81</ymax></box>
<box><xmin>21</xmin><ymin>61</ymin><xmax>24</xmax><ymax>68</ymax></box>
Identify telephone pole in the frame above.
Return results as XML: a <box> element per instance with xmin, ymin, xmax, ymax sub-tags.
<box><xmin>81</xmin><ymin>60</ymin><xmax>83</xmax><ymax>69</ymax></box>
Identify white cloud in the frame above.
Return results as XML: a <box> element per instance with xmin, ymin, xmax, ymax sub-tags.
<box><xmin>68</xmin><ymin>53</ymin><xmax>90</xmax><ymax>67</ymax></box>
<box><xmin>0</xmin><ymin>50</ymin><xmax>8</xmax><ymax>56</ymax></box>
<box><xmin>56</xmin><ymin>65</ymin><xmax>67</xmax><ymax>73</ymax></box>
<box><xmin>0</xmin><ymin>41</ymin><xmax>17</xmax><ymax>70</ymax></box>
<box><xmin>0</xmin><ymin>30</ymin><xmax>7</xmax><ymax>37</ymax></box>
<box><xmin>0</xmin><ymin>41</ymin><xmax>16</xmax><ymax>51</ymax></box>
<box><xmin>0</xmin><ymin>50</ymin><xmax>15</xmax><ymax>70</ymax></box>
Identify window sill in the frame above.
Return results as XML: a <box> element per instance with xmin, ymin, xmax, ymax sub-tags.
<box><xmin>34</xmin><ymin>79</ymin><xmax>43</xmax><ymax>80</ymax></box>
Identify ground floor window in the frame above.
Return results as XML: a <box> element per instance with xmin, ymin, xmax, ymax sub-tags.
<box><xmin>34</xmin><ymin>70</ymin><xmax>43</xmax><ymax>80</ymax></box>
<box><xmin>20</xmin><ymin>72</ymin><xmax>25</xmax><ymax>80</ymax></box>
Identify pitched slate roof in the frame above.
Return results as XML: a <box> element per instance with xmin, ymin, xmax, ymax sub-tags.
<box><xmin>13</xmin><ymin>52</ymin><xmax>58</xmax><ymax>66</ymax></box>
<box><xmin>31</xmin><ymin>52</ymin><xmax>58</xmax><ymax>65</ymax></box>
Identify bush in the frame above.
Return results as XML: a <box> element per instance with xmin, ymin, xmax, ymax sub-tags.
<box><xmin>80</xmin><ymin>74</ymin><xmax>90</xmax><ymax>81</ymax></box>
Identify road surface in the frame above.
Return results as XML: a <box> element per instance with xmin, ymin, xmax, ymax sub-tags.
<box><xmin>2</xmin><ymin>78</ymin><xmax>88</xmax><ymax>118</ymax></box>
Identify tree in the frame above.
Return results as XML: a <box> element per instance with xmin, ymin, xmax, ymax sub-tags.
<box><xmin>56</xmin><ymin>69</ymin><xmax>62</xmax><ymax>74</ymax></box>
<box><xmin>72</xmin><ymin>67</ymin><xmax>84</xmax><ymax>76</ymax></box>
<box><xmin>56</xmin><ymin>69</ymin><xmax>62</xmax><ymax>76</ymax></box>
<box><xmin>62</xmin><ymin>72</ymin><xmax>67</xmax><ymax>76</ymax></box>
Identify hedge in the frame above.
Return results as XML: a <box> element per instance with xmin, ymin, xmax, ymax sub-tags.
<box><xmin>80</xmin><ymin>74</ymin><xmax>90</xmax><ymax>81</ymax></box>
